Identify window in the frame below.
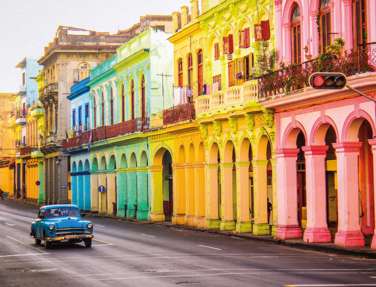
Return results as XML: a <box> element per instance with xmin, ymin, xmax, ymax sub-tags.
<box><xmin>101</xmin><ymin>91</ymin><xmax>105</xmax><ymax>126</ymax></box>
<box><xmin>223</xmin><ymin>34</ymin><xmax>234</xmax><ymax>54</ymax></box>
<box><xmin>130</xmin><ymin>80</ymin><xmax>135</xmax><ymax>120</ymax></box>
<box><xmin>319</xmin><ymin>0</ymin><xmax>331</xmax><ymax>53</ymax></box>
<box><xmin>93</xmin><ymin>97</ymin><xmax>97</xmax><ymax>128</ymax></box>
<box><xmin>228</xmin><ymin>55</ymin><xmax>251</xmax><ymax>87</ymax></box>
<box><xmin>178</xmin><ymin>58</ymin><xmax>183</xmax><ymax>87</ymax></box>
<box><xmin>22</xmin><ymin>72</ymin><xmax>25</xmax><ymax>86</ymax></box>
<box><xmin>187</xmin><ymin>53</ymin><xmax>193</xmax><ymax>89</ymax></box>
<box><xmin>78</xmin><ymin>106</ymin><xmax>82</xmax><ymax>128</ymax></box>
<box><xmin>239</xmin><ymin>28</ymin><xmax>250</xmax><ymax>48</ymax></box>
<box><xmin>353</xmin><ymin>0</ymin><xmax>367</xmax><ymax>49</ymax></box>
<box><xmin>121</xmin><ymin>83</ymin><xmax>125</xmax><ymax>122</ymax></box>
<box><xmin>84</xmin><ymin>103</ymin><xmax>89</xmax><ymax>130</ymax></box>
<box><xmin>214</xmin><ymin>43</ymin><xmax>220</xmax><ymax>60</ymax></box>
<box><xmin>141</xmin><ymin>75</ymin><xmax>146</xmax><ymax>120</ymax></box>
<box><xmin>72</xmin><ymin>109</ymin><xmax>76</xmax><ymax>129</ymax></box>
<box><xmin>291</xmin><ymin>3</ymin><xmax>302</xmax><ymax>64</ymax></box>
<box><xmin>212</xmin><ymin>75</ymin><xmax>221</xmax><ymax>92</ymax></box>
<box><xmin>197</xmin><ymin>50</ymin><xmax>204</xmax><ymax>95</ymax></box>
<box><xmin>110</xmin><ymin>86</ymin><xmax>114</xmax><ymax>125</ymax></box>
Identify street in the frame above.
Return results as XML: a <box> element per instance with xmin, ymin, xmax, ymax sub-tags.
<box><xmin>0</xmin><ymin>201</ymin><xmax>375</xmax><ymax>287</ymax></box>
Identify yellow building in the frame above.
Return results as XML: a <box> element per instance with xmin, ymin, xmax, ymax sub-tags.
<box><xmin>150</xmin><ymin>0</ymin><xmax>276</xmax><ymax>235</ymax></box>
<box><xmin>0</xmin><ymin>93</ymin><xmax>17</xmax><ymax>198</ymax></box>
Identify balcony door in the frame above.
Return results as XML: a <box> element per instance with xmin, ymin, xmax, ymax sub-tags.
<box><xmin>291</xmin><ymin>3</ymin><xmax>301</xmax><ymax>64</ymax></box>
<box><xmin>352</xmin><ymin>0</ymin><xmax>367</xmax><ymax>49</ymax></box>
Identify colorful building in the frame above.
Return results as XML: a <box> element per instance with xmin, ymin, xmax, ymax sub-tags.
<box><xmin>264</xmin><ymin>0</ymin><xmax>376</xmax><ymax>248</ymax></box>
<box><xmin>0</xmin><ymin>93</ymin><xmax>17</xmax><ymax>198</ymax></box>
<box><xmin>14</xmin><ymin>58</ymin><xmax>41</xmax><ymax>203</ymax></box>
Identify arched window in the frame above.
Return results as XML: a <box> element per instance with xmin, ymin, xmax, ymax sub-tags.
<box><xmin>130</xmin><ymin>79</ymin><xmax>135</xmax><ymax>120</ymax></box>
<box><xmin>121</xmin><ymin>83</ymin><xmax>125</xmax><ymax>122</ymax></box>
<box><xmin>187</xmin><ymin>53</ymin><xmax>193</xmax><ymax>89</ymax></box>
<box><xmin>93</xmin><ymin>97</ymin><xmax>97</xmax><ymax>128</ymax></box>
<box><xmin>291</xmin><ymin>3</ymin><xmax>301</xmax><ymax>64</ymax></box>
<box><xmin>197</xmin><ymin>50</ymin><xmax>203</xmax><ymax>95</ymax></box>
<box><xmin>352</xmin><ymin>0</ymin><xmax>367</xmax><ymax>49</ymax></box>
<box><xmin>178</xmin><ymin>58</ymin><xmax>183</xmax><ymax>88</ymax></box>
<box><xmin>101</xmin><ymin>91</ymin><xmax>105</xmax><ymax>126</ymax></box>
<box><xmin>141</xmin><ymin>75</ymin><xmax>146</xmax><ymax>120</ymax></box>
<box><xmin>110</xmin><ymin>86</ymin><xmax>114</xmax><ymax>125</ymax></box>
<box><xmin>319</xmin><ymin>0</ymin><xmax>331</xmax><ymax>53</ymax></box>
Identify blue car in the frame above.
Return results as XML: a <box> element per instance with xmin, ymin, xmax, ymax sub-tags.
<box><xmin>30</xmin><ymin>204</ymin><xmax>94</xmax><ymax>248</ymax></box>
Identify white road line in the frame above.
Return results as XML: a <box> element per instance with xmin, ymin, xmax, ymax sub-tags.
<box><xmin>6</xmin><ymin>235</ymin><xmax>46</xmax><ymax>254</ymax></box>
<box><xmin>0</xmin><ymin>253</ymin><xmax>49</xmax><ymax>258</ymax></box>
<box><xmin>94</xmin><ymin>224</ymin><xmax>105</xmax><ymax>228</ymax></box>
<box><xmin>141</xmin><ymin>233</ymin><xmax>156</xmax><ymax>238</ymax></box>
<box><xmin>287</xmin><ymin>284</ymin><xmax>376</xmax><ymax>287</ymax></box>
<box><xmin>92</xmin><ymin>243</ymin><xmax>114</xmax><ymax>247</ymax></box>
<box><xmin>6</xmin><ymin>235</ymin><xmax>27</xmax><ymax>245</ymax></box>
<box><xmin>198</xmin><ymin>244</ymin><xmax>222</xmax><ymax>251</ymax></box>
<box><xmin>93</xmin><ymin>238</ymin><xmax>113</xmax><ymax>245</ymax></box>
<box><xmin>30</xmin><ymin>268</ymin><xmax>57</xmax><ymax>273</ymax></box>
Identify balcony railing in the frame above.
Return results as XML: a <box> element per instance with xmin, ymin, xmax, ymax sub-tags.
<box><xmin>163</xmin><ymin>103</ymin><xmax>195</xmax><ymax>125</ymax></box>
<box><xmin>63</xmin><ymin>131</ymin><xmax>91</xmax><ymax>149</ymax></box>
<box><xmin>195</xmin><ymin>80</ymin><xmax>258</xmax><ymax>115</ymax></box>
<box><xmin>43</xmin><ymin>82</ymin><xmax>58</xmax><ymax>96</ymax></box>
<box><xmin>257</xmin><ymin>42</ymin><xmax>376</xmax><ymax>101</ymax></box>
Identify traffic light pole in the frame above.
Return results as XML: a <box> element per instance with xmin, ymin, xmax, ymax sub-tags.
<box><xmin>346</xmin><ymin>85</ymin><xmax>376</xmax><ymax>102</ymax></box>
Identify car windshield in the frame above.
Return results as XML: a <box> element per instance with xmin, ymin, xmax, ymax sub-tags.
<box><xmin>43</xmin><ymin>207</ymin><xmax>80</xmax><ymax>218</ymax></box>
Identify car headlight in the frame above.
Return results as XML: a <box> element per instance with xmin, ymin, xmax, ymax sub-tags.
<box><xmin>87</xmin><ymin>223</ymin><xmax>93</xmax><ymax>229</ymax></box>
<box><xmin>48</xmin><ymin>224</ymin><xmax>55</xmax><ymax>231</ymax></box>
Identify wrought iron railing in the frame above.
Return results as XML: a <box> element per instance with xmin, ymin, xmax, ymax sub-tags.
<box><xmin>257</xmin><ymin>42</ymin><xmax>376</xmax><ymax>100</ymax></box>
<box><xmin>163</xmin><ymin>103</ymin><xmax>195</xmax><ymax>125</ymax></box>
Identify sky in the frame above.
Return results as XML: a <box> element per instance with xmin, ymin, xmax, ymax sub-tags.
<box><xmin>0</xmin><ymin>0</ymin><xmax>187</xmax><ymax>92</ymax></box>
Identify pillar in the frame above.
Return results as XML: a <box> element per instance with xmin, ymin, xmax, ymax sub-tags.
<box><xmin>252</xmin><ymin>159</ymin><xmax>270</xmax><ymax>235</ymax></box>
<box><xmin>37</xmin><ymin>158</ymin><xmax>45</xmax><ymax>205</ymax></box>
<box><xmin>275</xmin><ymin>149</ymin><xmax>303</xmax><ymax>239</ymax></box>
<box><xmin>220</xmin><ymin>162</ymin><xmax>235</xmax><ymax>231</ymax></box>
<box><xmin>90</xmin><ymin>173</ymin><xmax>99</xmax><ymax>212</ymax></box>
<box><xmin>185</xmin><ymin>163</ymin><xmax>195</xmax><ymax>226</ymax></box>
<box><xmin>205</xmin><ymin>162</ymin><xmax>220</xmax><ymax>229</ymax></box>
<box><xmin>71</xmin><ymin>173</ymin><xmax>77</xmax><ymax>206</ymax></box>
<box><xmin>342</xmin><ymin>0</ymin><xmax>353</xmax><ymax>50</ymax></box>
<box><xmin>235</xmin><ymin>161</ymin><xmax>252</xmax><ymax>233</ymax></box>
<box><xmin>172</xmin><ymin>163</ymin><xmax>186</xmax><ymax>225</ymax></box>
<box><xmin>126</xmin><ymin>169</ymin><xmax>137</xmax><ymax>218</ymax></box>
<box><xmin>83</xmin><ymin>172</ymin><xmax>91</xmax><ymax>211</ymax></box>
<box><xmin>194</xmin><ymin>162</ymin><xmax>206</xmax><ymax>228</ymax></box>
<box><xmin>107</xmin><ymin>172</ymin><xmax>116</xmax><ymax>216</ymax></box>
<box><xmin>136</xmin><ymin>167</ymin><xmax>149</xmax><ymax>221</ymax></box>
<box><xmin>334</xmin><ymin>143</ymin><xmax>365</xmax><ymax>248</ymax></box>
<box><xmin>116</xmin><ymin>170</ymin><xmax>126</xmax><ymax>217</ymax></box>
<box><xmin>150</xmin><ymin>165</ymin><xmax>165</xmax><ymax>222</ymax></box>
<box><xmin>303</xmin><ymin>146</ymin><xmax>331</xmax><ymax>243</ymax></box>
<box><xmin>369</xmin><ymin>0</ymin><xmax>376</xmax><ymax>44</ymax></box>
<box><xmin>190</xmin><ymin>0</ymin><xmax>199</xmax><ymax>19</ymax></box>
<box><xmin>369</xmin><ymin>140</ymin><xmax>376</xmax><ymax>249</ymax></box>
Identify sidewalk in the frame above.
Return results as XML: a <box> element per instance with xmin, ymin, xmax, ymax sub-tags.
<box><xmin>3</xmin><ymin>199</ymin><xmax>376</xmax><ymax>258</ymax></box>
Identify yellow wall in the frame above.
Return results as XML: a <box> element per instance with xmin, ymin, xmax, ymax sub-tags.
<box><xmin>26</xmin><ymin>159</ymin><xmax>39</xmax><ymax>201</ymax></box>
<box><xmin>0</xmin><ymin>166</ymin><xmax>14</xmax><ymax>196</ymax></box>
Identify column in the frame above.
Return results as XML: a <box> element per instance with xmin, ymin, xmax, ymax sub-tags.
<box><xmin>235</xmin><ymin>161</ymin><xmax>251</xmax><ymax>233</ymax></box>
<box><xmin>116</xmin><ymin>170</ymin><xmax>126</xmax><ymax>217</ymax></box>
<box><xmin>150</xmin><ymin>165</ymin><xmax>165</xmax><ymax>222</ymax></box>
<box><xmin>136</xmin><ymin>167</ymin><xmax>149</xmax><ymax>221</ymax></box>
<box><xmin>194</xmin><ymin>162</ymin><xmax>206</xmax><ymax>228</ymax></box>
<box><xmin>342</xmin><ymin>0</ymin><xmax>353</xmax><ymax>50</ymax></box>
<box><xmin>126</xmin><ymin>169</ymin><xmax>137</xmax><ymax>218</ymax></box>
<box><xmin>205</xmin><ymin>162</ymin><xmax>220</xmax><ymax>229</ymax></box>
<box><xmin>37</xmin><ymin>158</ymin><xmax>45</xmax><ymax>205</ymax></box>
<box><xmin>220</xmin><ymin>162</ymin><xmax>235</xmax><ymax>231</ymax></box>
<box><xmin>90</xmin><ymin>173</ymin><xmax>99</xmax><ymax>212</ymax></box>
<box><xmin>107</xmin><ymin>172</ymin><xmax>116</xmax><ymax>216</ymax></box>
<box><xmin>276</xmin><ymin>149</ymin><xmax>303</xmax><ymax>239</ymax></box>
<box><xmin>252</xmin><ymin>159</ymin><xmax>270</xmax><ymax>235</ymax></box>
<box><xmin>303</xmin><ymin>146</ymin><xmax>331</xmax><ymax>243</ymax></box>
<box><xmin>172</xmin><ymin>163</ymin><xmax>186</xmax><ymax>225</ymax></box>
<box><xmin>369</xmin><ymin>0</ymin><xmax>376</xmax><ymax>44</ymax></box>
<box><xmin>71</xmin><ymin>173</ymin><xmax>77</xmax><ymax>206</ymax></box>
<box><xmin>185</xmin><ymin>163</ymin><xmax>195</xmax><ymax>226</ymax></box>
<box><xmin>369</xmin><ymin>140</ymin><xmax>376</xmax><ymax>249</ymax></box>
<box><xmin>334</xmin><ymin>143</ymin><xmax>365</xmax><ymax>247</ymax></box>
<box><xmin>310</xmin><ymin>12</ymin><xmax>319</xmax><ymax>58</ymax></box>
<box><xmin>83</xmin><ymin>172</ymin><xmax>91</xmax><ymax>211</ymax></box>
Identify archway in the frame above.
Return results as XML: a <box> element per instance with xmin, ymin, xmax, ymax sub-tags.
<box><xmin>296</xmin><ymin>131</ymin><xmax>306</xmax><ymax>229</ymax></box>
<box><xmin>91</xmin><ymin>158</ymin><xmax>99</xmax><ymax>212</ymax></box>
<box><xmin>118</xmin><ymin>154</ymin><xmax>128</xmax><ymax>217</ymax></box>
<box><xmin>174</xmin><ymin>145</ymin><xmax>186</xmax><ymax>224</ymax></box>
<box><xmin>84</xmin><ymin>160</ymin><xmax>91</xmax><ymax>211</ymax></box>
<box><xmin>186</xmin><ymin>144</ymin><xmax>195</xmax><ymax>225</ymax></box>
<box><xmin>71</xmin><ymin>162</ymin><xmax>77</xmax><ymax>206</ymax></box>
<box><xmin>138</xmin><ymin>151</ymin><xmax>149</xmax><ymax>220</ymax></box>
<box><xmin>78</xmin><ymin>161</ymin><xmax>84</xmax><ymax>210</ymax></box>
<box><xmin>207</xmin><ymin>143</ymin><xmax>221</xmax><ymax>228</ymax></box>
<box><xmin>109</xmin><ymin>155</ymin><xmax>117</xmax><ymax>216</ymax></box>
<box><xmin>162</xmin><ymin>150</ymin><xmax>173</xmax><ymax>221</ymax></box>
<box><xmin>99</xmin><ymin>156</ymin><xmax>107</xmax><ymax>214</ymax></box>
<box><xmin>195</xmin><ymin>143</ymin><xmax>206</xmax><ymax>227</ymax></box>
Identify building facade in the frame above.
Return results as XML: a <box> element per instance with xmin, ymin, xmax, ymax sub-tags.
<box><xmin>265</xmin><ymin>0</ymin><xmax>376</xmax><ymax>248</ymax></box>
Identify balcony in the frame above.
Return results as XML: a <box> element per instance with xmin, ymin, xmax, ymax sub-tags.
<box><xmin>257</xmin><ymin>42</ymin><xmax>376</xmax><ymax>101</ymax></box>
<box><xmin>15</xmin><ymin>110</ymin><xmax>27</xmax><ymax>126</ymax></box>
<box><xmin>31</xmin><ymin>107</ymin><xmax>44</xmax><ymax>119</ymax></box>
<box><xmin>105</xmin><ymin>119</ymin><xmax>138</xmax><ymax>139</ymax></box>
<box><xmin>20</xmin><ymin>146</ymin><xmax>33</xmax><ymax>156</ymax></box>
<box><xmin>195</xmin><ymin>80</ymin><xmax>258</xmax><ymax>116</ymax></box>
<box><xmin>163</xmin><ymin>103</ymin><xmax>195</xmax><ymax>125</ymax></box>
<box><xmin>43</xmin><ymin>82</ymin><xmax>58</xmax><ymax>97</ymax></box>
<box><xmin>63</xmin><ymin>131</ymin><xmax>91</xmax><ymax>149</ymax></box>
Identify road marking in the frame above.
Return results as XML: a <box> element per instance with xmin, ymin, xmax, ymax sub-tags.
<box><xmin>30</xmin><ymin>268</ymin><xmax>57</xmax><ymax>273</ymax></box>
<box><xmin>141</xmin><ymin>233</ymin><xmax>156</xmax><ymax>238</ymax></box>
<box><xmin>286</xmin><ymin>285</ymin><xmax>376</xmax><ymax>287</ymax></box>
<box><xmin>93</xmin><ymin>243</ymin><xmax>113</xmax><ymax>247</ymax></box>
<box><xmin>6</xmin><ymin>235</ymin><xmax>27</xmax><ymax>245</ymax></box>
<box><xmin>5</xmin><ymin>222</ymin><xmax>16</xmax><ymax>227</ymax></box>
<box><xmin>0</xmin><ymin>253</ymin><xmax>49</xmax><ymax>258</ymax></box>
<box><xmin>94</xmin><ymin>224</ymin><xmax>105</xmax><ymax>228</ymax></box>
<box><xmin>6</xmin><ymin>235</ymin><xmax>46</xmax><ymax>254</ymax></box>
<box><xmin>93</xmin><ymin>238</ymin><xmax>113</xmax><ymax>245</ymax></box>
<box><xmin>198</xmin><ymin>244</ymin><xmax>222</xmax><ymax>251</ymax></box>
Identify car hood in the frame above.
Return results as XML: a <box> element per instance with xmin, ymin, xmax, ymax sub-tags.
<box><xmin>44</xmin><ymin>217</ymin><xmax>91</xmax><ymax>229</ymax></box>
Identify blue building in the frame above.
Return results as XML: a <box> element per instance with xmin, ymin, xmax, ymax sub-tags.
<box><xmin>66</xmin><ymin>77</ymin><xmax>91</xmax><ymax>211</ymax></box>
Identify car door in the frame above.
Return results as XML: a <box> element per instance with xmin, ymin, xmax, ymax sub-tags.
<box><xmin>35</xmin><ymin>209</ymin><xmax>45</xmax><ymax>239</ymax></box>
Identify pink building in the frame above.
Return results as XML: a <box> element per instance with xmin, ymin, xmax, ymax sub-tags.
<box><xmin>262</xmin><ymin>0</ymin><xmax>376</xmax><ymax>248</ymax></box>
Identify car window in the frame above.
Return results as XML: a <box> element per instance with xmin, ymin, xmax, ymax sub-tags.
<box><xmin>44</xmin><ymin>207</ymin><xmax>80</xmax><ymax>218</ymax></box>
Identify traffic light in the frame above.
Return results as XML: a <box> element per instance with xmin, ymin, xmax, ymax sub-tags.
<box><xmin>309</xmin><ymin>72</ymin><xmax>347</xmax><ymax>90</ymax></box>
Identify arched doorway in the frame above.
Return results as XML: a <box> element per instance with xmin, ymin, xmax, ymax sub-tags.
<box><xmin>78</xmin><ymin>161</ymin><xmax>84</xmax><ymax>210</ymax></box>
<box><xmin>139</xmin><ymin>151</ymin><xmax>149</xmax><ymax>221</ymax></box>
<box><xmin>109</xmin><ymin>155</ymin><xmax>117</xmax><ymax>216</ymax></box>
<box><xmin>296</xmin><ymin>131</ymin><xmax>306</xmax><ymax>229</ymax></box>
<box><xmin>119</xmin><ymin>154</ymin><xmax>128</xmax><ymax>217</ymax></box>
<box><xmin>206</xmin><ymin>143</ymin><xmax>221</xmax><ymax>229</ymax></box>
<box><xmin>99</xmin><ymin>156</ymin><xmax>107</xmax><ymax>214</ymax></box>
<box><xmin>186</xmin><ymin>144</ymin><xmax>195</xmax><ymax>226</ymax></box>
<box><xmin>195</xmin><ymin>143</ymin><xmax>206</xmax><ymax>227</ymax></box>
<box><xmin>84</xmin><ymin>160</ymin><xmax>91</xmax><ymax>211</ymax></box>
<box><xmin>162</xmin><ymin>151</ymin><xmax>173</xmax><ymax>221</ymax></box>
<box><xmin>71</xmin><ymin>162</ymin><xmax>77</xmax><ymax>206</ymax></box>
<box><xmin>91</xmin><ymin>158</ymin><xmax>99</xmax><ymax>212</ymax></box>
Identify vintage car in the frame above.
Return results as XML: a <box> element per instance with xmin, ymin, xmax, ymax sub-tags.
<box><xmin>30</xmin><ymin>204</ymin><xmax>94</xmax><ymax>248</ymax></box>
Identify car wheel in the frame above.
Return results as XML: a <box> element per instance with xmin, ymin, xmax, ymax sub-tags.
<box><xmin>84</xmin><ymin>239</ymin><xmax>92</xmax><ymax>248</ymax></box>
<box><xmin>35</xmin><ymin>238</ymin><xmax>41</xmax><ymax>245</ymax></box>
<box><xmin>45</xmin><ymin>240</ymin><xmax>52</xmax><ymax>249</ymax></box>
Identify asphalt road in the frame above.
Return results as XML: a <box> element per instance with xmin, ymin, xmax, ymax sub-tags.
<box><xmin>0</xmin><ymin>201</ymin><xmax>376</xmax><ymax>287</ymax></box>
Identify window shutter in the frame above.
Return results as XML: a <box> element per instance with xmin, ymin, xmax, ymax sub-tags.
<box><xmin>261</xmin><ymin>20</ymin><xmax>270</xmax><ymax>41</ymax></box>
<box><xmin>244</xmin><ymin>28</ymin><xmax>250</xmax><ymax>48</ymax></box>
<box><xmin>228</xmin><ymin>34</ymin><xmax>234</xmax><ymax>54</ymax></box>
<box><xmin>214</xmin><ymin>43</ymin><xmax>220</xmax><ymax>60</ymax></box>
<box><xmin>223</xmin><ymin>36</ymin><xmax>229</xmax><ymax>54</ymax></box>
